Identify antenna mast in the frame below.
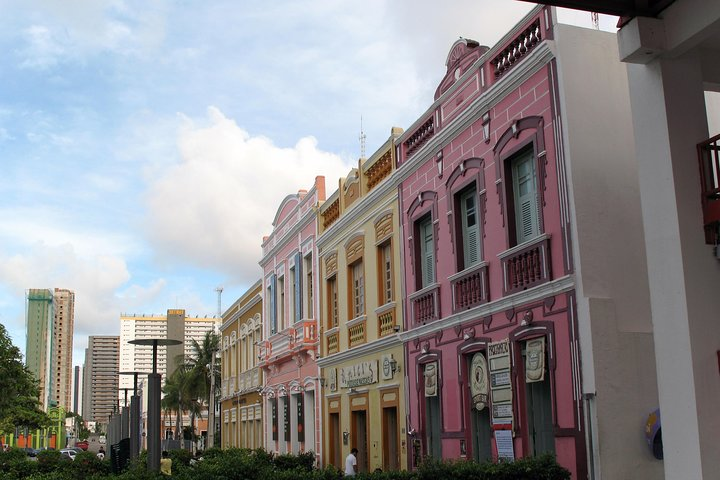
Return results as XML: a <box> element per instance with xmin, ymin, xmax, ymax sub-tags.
<box><xmin>359</xmin><ymin>116</ymin><xmax>367</xmax><ymax>159</ymax></box>
<box><xmin>591</xmin><ymin>12</ymin><xmax>599</xmax><ymax>30</ymax></box>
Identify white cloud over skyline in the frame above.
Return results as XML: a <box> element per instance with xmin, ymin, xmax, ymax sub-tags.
<box><xmin>0</xmin><ymin>0</ymin><xmax>615</xmax><ymax>365</ymax></box>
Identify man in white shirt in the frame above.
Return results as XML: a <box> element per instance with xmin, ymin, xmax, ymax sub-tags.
<box><xmin>344</xmin><ymin>447</ymin><xmax>358</xmax><ymax>476</ymax></box>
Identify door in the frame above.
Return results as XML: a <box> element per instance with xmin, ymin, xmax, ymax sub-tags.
<box><xmin>382</xmin><ymin>406</ymin><xmax>399</xmax><ymax>470</ymax></box>
<box><xmin>351</xmin><ymin>410</ymin><xmax>368</xmax><ymax>473</ymax></box>
<box><xmin>329</xmin><ymin>412</ymin><xmax>341</xmax><ymax>468</ymax></box>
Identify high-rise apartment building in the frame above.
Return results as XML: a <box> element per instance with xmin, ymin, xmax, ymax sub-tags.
<box><xmin>118</xmin><ymin>310</ymin><xmax>220</xmax><ymax>395</ymax></box>
<box><xmin>51</xmin><ymin>288</ymin><xmax>75</xmax><ymax>410</ymax></box>
<box><xmin>82</xmin><ymin>336</ymin><xmax>119</xmax><ymax>424</ymax></box>
<box><xmin>25</xmin><ymin>288</ymin><xmax>75</xmax><ymax>411</ymax></box>
<box><xmin>25</xmin><ymin>289</ymin><xmax>53</xmax><ymax>410</ymax></box>
<box><xmin>73</xmin><ymin>365</ymin><xmax>83</xmax><ymax>415</ymax></box>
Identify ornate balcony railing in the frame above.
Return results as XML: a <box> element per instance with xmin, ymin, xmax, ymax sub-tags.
<box><xmin>698</xmin><ymin>133</ymin><xmax>720</xmax><ymax>244</ymax></box>
<box><xmin>348</xmin><ymin>317</ymin><xmax>367</xmax><ymax>348</ymax></box>
<box><xmin>365</xmin><ymin>150</ymin><xmax>393</xmax><ymax>191</ymax></box>
<box><xmin>449</xmin><ymin>262</ymin><xmax>489</xmax><ymax>312</ymax></box>
<box><xmin>325</xmin><ymin>330</ymin><xmax>339</xmax><ymax>355</ymax></box>
<box><xmin>491</xmin><ymin>19</ymin><xmax>541</xmax><ymax>79</ymax></box>
<box><xmin>377</xmin><ymin>304</ymin><xmax>397</xmax><ymax>337</ymax></box>
<box><xmin>408</xmin><ymin>284</ymin><xmax>441</xmax><ymax>326</ymax></box>
<box><xmin>499</xmin><ymin>234</ymin><xmax>551</xmax><ymax>295</ymax></box>
<box><xmin>404</xmin><ymin>117</ymin><xmax>435</xmax><ymax>159</ymax></box>
<box><xmin>293</xmin><ymin>320</ymin><xmax>317</xmax><ymax>345</ymax></box>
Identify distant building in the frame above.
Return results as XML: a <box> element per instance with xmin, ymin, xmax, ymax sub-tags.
<box><xmin>82</xmin><ymin>336</ymin><xmax>119</xmax><ymax>424</ymax></box>
<box><xmin>118</xmin><ymin>310</ymin><xmax>221</xmax><ymax>388</ymax></box>
<box><xmin>73</xmin><ymin>365</ymin><xmax>83</xmax><ymax>414</ymax></box>
<box><xmin>118</xmin><ymin>309</ymin><xmax>220</xmax><ymax>445</ymax></box>
<box><xmin>51</xmin><ymin>288</ymin><xmax>75</xmax><ymax>410</ymax></box>
<box><xmin>219</xmin><ymin>281</ymin><xmax>263</xmax><ymax>449</ymax></box>
<box><xmin>25</xmin><ymin>288</ymin><xmax>75</xmax><ymax>411</ymax></box>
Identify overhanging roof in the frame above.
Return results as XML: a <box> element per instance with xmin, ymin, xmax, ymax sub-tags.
<box><xmin>518</xmin><ymin>0</ymin><xmax>676</xmax><ymax>18</ymax></box>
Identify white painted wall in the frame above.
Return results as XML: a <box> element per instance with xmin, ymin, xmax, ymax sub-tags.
<box><xmin>553</xmin><ymin>22</ymin><xmax>662</xmax><ymax>479</ymax></box>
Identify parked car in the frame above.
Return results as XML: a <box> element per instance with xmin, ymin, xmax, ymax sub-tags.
<box><xmin>23</xmin><ymin>447</ymin><xmax>38</xmax><ymax>457</ymax></box>
<box><xmin>75</xmin><ymin>440</ymin><xmax>89</xmax><ymax>451</ymax></box>
<box><xmin>59</xmin><ymin>448</ymin><xmax>76</xmax><ymax>460</ymax></box>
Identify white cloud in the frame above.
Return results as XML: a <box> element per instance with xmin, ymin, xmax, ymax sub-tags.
<box><xmin>143</xmin><ymin>107</ymin><xmax>354</xmax><ymax>283</ymax></box>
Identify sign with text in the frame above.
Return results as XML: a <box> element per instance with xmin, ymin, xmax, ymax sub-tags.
<box><xmin>339</xmin><ymin>360</ymin><xmax>379</xmax><ymax>389</ymax></box>
<box><xmin>488</xmin><ymin>339</ymin><xmax>513</xmax><ymax>426</ymax></box>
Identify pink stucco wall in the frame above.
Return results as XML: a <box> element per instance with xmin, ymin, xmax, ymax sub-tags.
<box><xmin>398</xmin><ymin>8</ymin><xmax>584</xmax><ymax>478</ymax></box>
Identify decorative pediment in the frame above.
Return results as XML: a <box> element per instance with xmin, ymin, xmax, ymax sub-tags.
<box><xmin>434</xmin><ymin>38</ymin><xmax>488</xmax><ymax>100</ymax></box>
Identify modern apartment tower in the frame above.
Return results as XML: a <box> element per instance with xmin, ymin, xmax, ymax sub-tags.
<box><xmin>82</xmin><ymin>336</ymin><xmax>120</xmax><ymax>424</ymax></box>
<box><xmin>51</xmin><ymin>288</ymin><xmax>75</xmax><ymax>410</ymax></box>
<box><xmin>118</xmin><ymin>310</ymin><xmax>220</xmax><ymax>393</ymax></box>
<box><xmin>25</xmin><ymin>288</ymin><xmax>75</xmax><ymax>411</ymax></box>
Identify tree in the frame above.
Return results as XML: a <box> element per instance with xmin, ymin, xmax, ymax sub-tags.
<box><xmin>0</xmin><ymin>324</ymin><xmax>50</xmax><ymax>434</ymax></box>
<box><xmin>181</xmin><ymin>331</ymin><xmax>220</xmax><ymax>447</ymax></box>
<box><xmin>162</xmin><ymin>366</ymin><xmax>204</xmax><ymax>443</ymax></box>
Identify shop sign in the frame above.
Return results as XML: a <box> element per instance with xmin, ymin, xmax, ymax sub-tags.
<box><xmin>424</xmin><ymin>362</ymin><xmax>438</xmax><ymax>397</ymax></box>
<box><xmin>525</xmin><ymin>337</ymin><xmax>545</xmax><ymax>383</ymax></box>
<box><xmin>469</xmin><ymin>353</ymin><xmax>489</xmax><ymax>411</ymax></box>
<box><xmin>340</xmin><ymin>360</ymin><xmax>378</xmax><ymax>389</ymax></box>
<box><xmin>297</xmin><ymin>394</ymin><xmax>305</xmax><ymax>443</ymax></box>
<box><xmin>488</xmin><ymin>339</ymin><xmax>513</xmax><ymax>426</ymax></box>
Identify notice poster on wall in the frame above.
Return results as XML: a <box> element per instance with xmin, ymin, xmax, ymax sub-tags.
<box><xmin>495</xmin><ymin>429</ymin><xmax>515</xmax><ymax>460</ymax></box>
<box><xmin>488</xmin><ymin>339</ymin><xmax>513</xmax><ymax>426</ymax></box>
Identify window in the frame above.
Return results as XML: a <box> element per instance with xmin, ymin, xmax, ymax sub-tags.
<box><xmin>278</xmin><ymin>276</ymin><xmax>285</xmax><ymax>330</ymax></box>
<box><xmin>267</xmin><ymin>275</ymin><xmax>277</xmax><ymax>334</ymax></box>
<box><xmin>327</xmin><ymin>276</ymin><xmax>338</xmax><ymax>328</ymax></box>
<box><xmin>457</xmin><ymin>185</ymin><xmax>482</xmax><ymax>269</ymax></box>
<box><xmin>511</xmin><ymin>149</ymin><xmax>540</xmax><ymax>245</ymax></box>
<box><xmin>417</xmin><ymin>215</ymin><xmax>435</xmax><ymax>288</ymax></box>
<box><xmin>304</xmin><ymin>254</ymin><xmax>313</xmax><ymax>319</ymax></box>
<box><xmin>378</xmin><ymin>242</ymin><xmax>393</xmax><ymax>304</ymax></box>
<box><xmin>292</xmin><ymin>252</ymin><xmax>303</xmax><ymax>323</ymax></box>
<box><xmin>350</xmin><ymin>261</ymin><xmax>365</xmax><ymax>318</ymax></box>
<box><xmin>289</xmin><ymin>265</ymin><xmax>296</xmax><ymax>324</ymax></box>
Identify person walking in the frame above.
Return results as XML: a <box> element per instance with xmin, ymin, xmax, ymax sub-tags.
<box><xmin>160</xmin><ymin>450</ymin><xmax>172</xmax><ymax>476</ymax></box>
<box><xmin>344</xmin><ymin>447</ymin><xmax>358</xmax><ymax>476</ymax></box>
<box><xmin>96</xmin><ymin>447</ymin><xmax>105</xmax><ymax>460</ymax></box>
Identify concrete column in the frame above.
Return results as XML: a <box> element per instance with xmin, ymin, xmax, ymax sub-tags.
<box><xmin>147</xmin><ymin>373</ymin><xmax>161</xmax><ymax>471</ymax></box>
<box><xmin>627</xmin><ymin>54</ymin><xmax>720</xmax><ymax>480</ymax></box>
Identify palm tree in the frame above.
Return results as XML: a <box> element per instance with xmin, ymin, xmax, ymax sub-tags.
<box><xmin>162</xmin><ymin>366</ymin><xmax>204</xmax><ymax>442</ymax></box>
<box><xmin>178</xmin><ymin>331</ymin><xmax>220</xmax><ymax>446</ymax></box>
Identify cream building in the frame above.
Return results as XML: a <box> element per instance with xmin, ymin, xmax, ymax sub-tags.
<box><xmin>219</xmin><ymin>281</ymin><xmax>263</xmax><ymax>449</ymax></box>
<box><xmin>316</xmin><ymin>128</ymin><xmax>407</xmax><ymax>472</ymax></box>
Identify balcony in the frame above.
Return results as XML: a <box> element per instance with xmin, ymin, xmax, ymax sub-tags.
<box><xmin>348</xmin><ymin>316</ymin><xmax>367</xmax><ymax>348</ymax></box>
<box><xmin>499</xmin><ymin>234</ymin><xmax>551</xmax><ymax>295</ymax></box>
<box><xmin>408</xmin><ymin>284</ymin><xmax>441</xmax><ymax>326</ymax></box>
<box><xmin>325</xmin><ymin>329</ymin><xmax>339</xmax><ymax>355</ymax></box>
<box><xmin>449</xmin><ymin>262</ymin><xmax>489</xmax><ymax>312</ymax></box>
<box><xmin>698</xmin><ymin>133</ymin><xmax>720</xmax><ymax>244</ymax></box>
<box><xmin>377</xmin><ymin>304</ymin><xmax>398</xmax><ymax>337</ymax></box>
<box><xmin>293</xmin><ymin>320</ymin><xmax>317</xmax><ymax>346</ymax></box>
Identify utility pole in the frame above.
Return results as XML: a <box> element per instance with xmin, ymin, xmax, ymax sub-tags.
<box><xmin>208</xmin><ymin>286</ymin><xmax>223</xmax><ymax>449</ymax></box>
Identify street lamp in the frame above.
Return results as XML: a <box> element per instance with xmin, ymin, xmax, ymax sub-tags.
<box><xmin>118</xmin><ymin>371</ymin><xmax>150</xmax><ymax>459</ymax></box>
<box><xmin>128</xmin><ymin>338</ymin><xmax>181</xmax><ymax>472</ymax></box>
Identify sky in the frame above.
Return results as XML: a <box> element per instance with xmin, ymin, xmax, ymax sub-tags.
<box><xmin>0</xmin><ymin>0</ymin><xmax>617</xmax><ymax>367</ymax></box>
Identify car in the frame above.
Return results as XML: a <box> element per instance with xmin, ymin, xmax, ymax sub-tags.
<box><xmin>59</xmin><ymin>448</ymin><xmax>76</xmax><ymax>460</ymax></box>
<box><xmin>98</xmin><ymin>435</ymin><xmax>106</xmax><ymax>445</ymax></box>
<box><xmin>75</xmin><ymin>440</ymin><xmax>89</xmax><ymax>451</ymax></box>
<box><xmin>23</xmin><ymin>447</ymin><xmax>38</xmax><ymax>457</ymax></box>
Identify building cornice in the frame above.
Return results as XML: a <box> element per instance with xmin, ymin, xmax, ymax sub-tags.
<box><xmin>221</xmin><ymin>293</ymin><xmax>262</xmax><ymax>331</ymax></box>
<box><xmin>396</xmin><ymin>41</ymin><xmax>555</xmax><ymax>184</ymax></box>
<box><xmin>399</xmin><ymin>274</ymin><xmax>575</xmax><ymax>343</ymax></box>
<box><xmin>316</xmin><ymin>181</ymin><xmax>399</xmax><ymax>252</ymax></box>
<box><xmin>259</xmin><ymin>209</ymin><xmax>316</xmax><ymax>266</ymax></box>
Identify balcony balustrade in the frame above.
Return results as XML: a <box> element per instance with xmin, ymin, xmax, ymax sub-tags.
<box><xmin>450</xmin><ymin>262</ymin><xmax>489</xmax><ymax>312</ymax></box>
<box><xmin>408</xmin><ymin>284</ymin><xmax>441</xmax><ymax>326</ymax></box>
<box><xmin>499</xmin><ymin>234</ymin><xmax>551</xmax><ymax>295</ymax></box>
<box><xmin>325</xmin><ymin>330</ymin><xmax>339</xmax><ymax>355</ymax></box>
<box><xmin>348</xmin><ymin>317</ymin><xmax>367</xmax><ymax>348</ymax></box>
<box><xmin>377</xmin><ymin>305</ymin><xmax>397</xmax><ymax>337</ymax></box>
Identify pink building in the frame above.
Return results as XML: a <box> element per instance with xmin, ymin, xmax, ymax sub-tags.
<box><xmin>397</xmin><ymin>6</ymin><xmax>654</xmax><ymax>478</ymax></box>
<box><xmin>259</xmin><ymin>176</ymin><xmax>326</xmax><ymax>460</ymax></box>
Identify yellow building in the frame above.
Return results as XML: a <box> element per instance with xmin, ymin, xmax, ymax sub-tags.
<box><xmin>317</xmin><ymin>128</ymin><xmax>407</xmax><ymax>472</ymax></box>
<box><xmin>219</xmin><ymin>281</ymin><xmax>264</xmax><ymax>449</ymax></box>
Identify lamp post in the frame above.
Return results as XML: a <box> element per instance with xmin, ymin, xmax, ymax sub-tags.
<box><xmin>128</xmin><ymin>338</ymin><xmax>181</xmax><ymax>472</ymax></box>
<box><xmin>118</xmin><ymin>371</ymin><xmax>150</xmax><ymax>459</ymax></box>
